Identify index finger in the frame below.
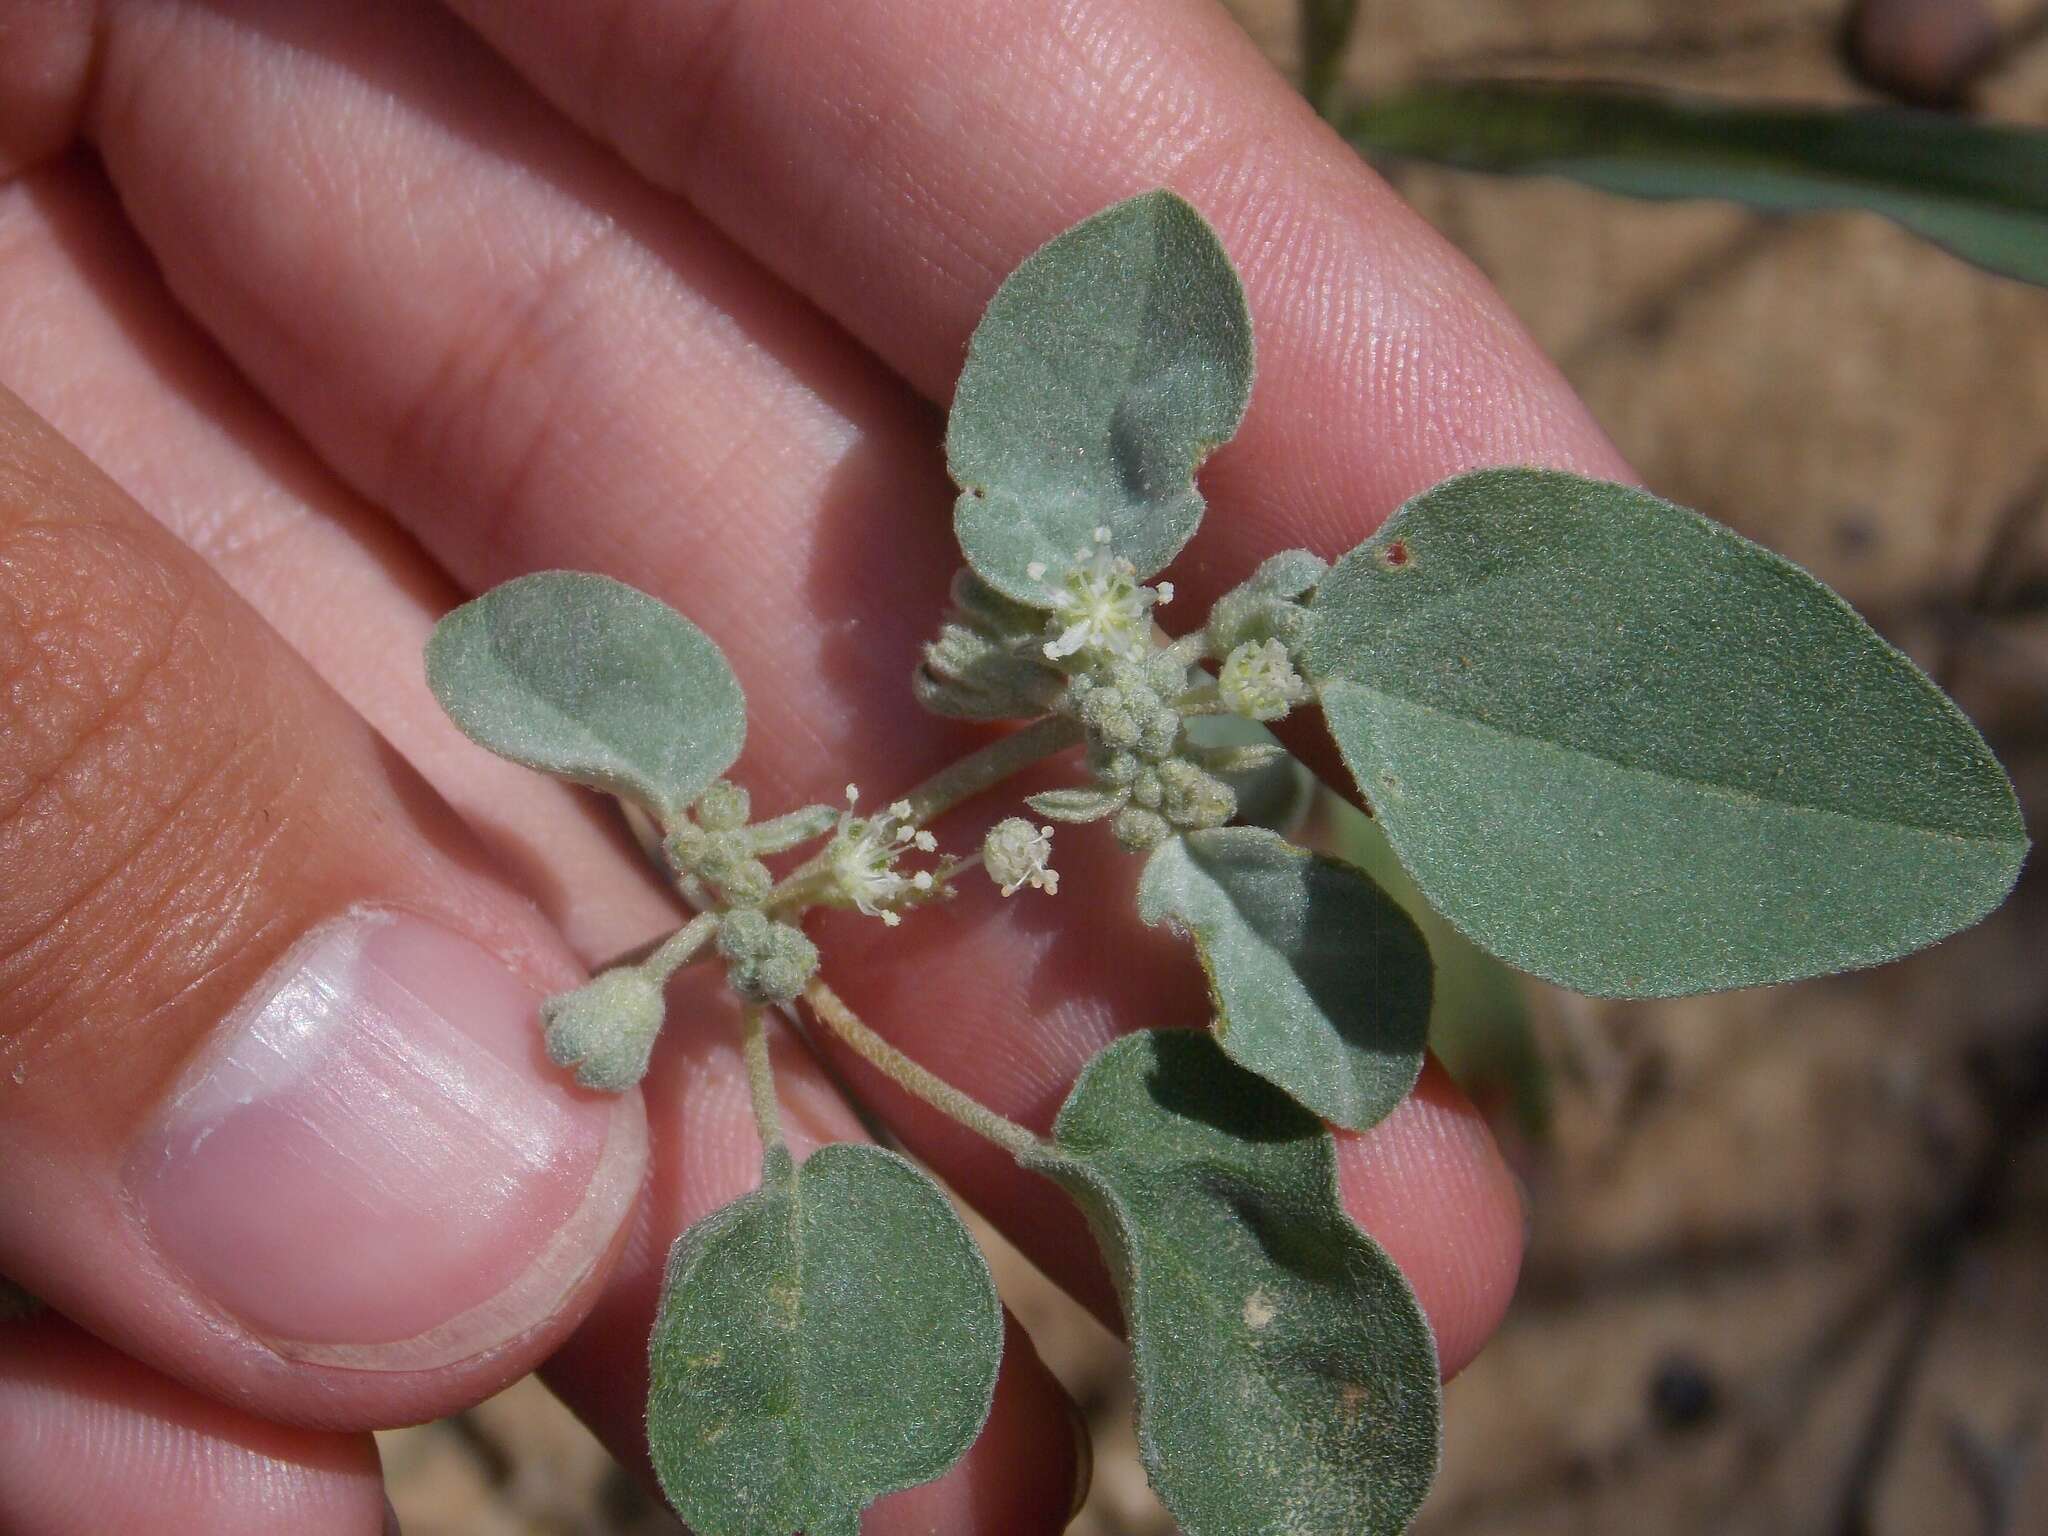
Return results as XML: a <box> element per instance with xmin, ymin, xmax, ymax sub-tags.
<box><xmin>444</xmin><ymin>0</ymin><xmax>1635</xmax><ymax>567</ymax></box>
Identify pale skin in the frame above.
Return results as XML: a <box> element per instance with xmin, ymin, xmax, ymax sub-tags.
<box><xmin>0</xmin><ymin>0</ymin><xmax>1634</xmax><ymax>1529</ymax></box>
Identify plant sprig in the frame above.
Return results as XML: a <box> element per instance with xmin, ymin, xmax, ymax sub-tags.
<box><xmin>423</xmin><ymin>189</ymin><xmax>2026</xmax><ymax>1536</ymax></box>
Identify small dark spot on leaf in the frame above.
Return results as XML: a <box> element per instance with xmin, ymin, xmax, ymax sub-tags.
<box><xmin>1379</xmin><ymin>539</ymin><xmax>1411</xmax><ymax>570</ymax></box>
<box><xmin>1648</xmin><ymin>1353</ymin><xmax>1718</xmax><ymax>1431</ymax></box>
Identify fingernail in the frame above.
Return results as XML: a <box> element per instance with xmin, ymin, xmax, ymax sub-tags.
<box><xmin>128</xmin><ymin>909</ymin><xmax>644</xmax><ymax>1370</ymax></box>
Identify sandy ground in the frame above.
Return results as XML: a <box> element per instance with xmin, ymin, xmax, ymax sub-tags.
<box><xmin>381</xmin><ymin>2</ymin><xmax>2048</xmax><ymax>1531</ymax></box>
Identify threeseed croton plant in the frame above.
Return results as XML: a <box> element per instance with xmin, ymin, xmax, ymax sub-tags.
<box><xmin>424</xmin><ymin>191</ymin><xmax>2027</xmax><ymax>1536</ymax></box>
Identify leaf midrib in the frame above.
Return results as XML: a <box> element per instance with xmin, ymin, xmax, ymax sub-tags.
<box><xmin>1324</xmin><ymin>678</ymin><xmax>2018</xmax><ymax>848</ymax></box>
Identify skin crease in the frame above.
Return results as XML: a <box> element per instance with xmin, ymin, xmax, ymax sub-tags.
<box><xmin>0</xmin><ymin>0</ymin><xmax>1664</xmax><ymax>1524</ymax></box>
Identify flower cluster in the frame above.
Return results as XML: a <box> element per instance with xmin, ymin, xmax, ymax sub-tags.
<box><xmin>982</xmin><ymin>818</ymin><xmax>1059</xmax><ymax>897</ymax></box>
<box><xmin>1217</xmin><ymin>638</ymin><xmax>1309</xmax><ymax>722</ymax></box>
<box><xmin>1031</xmin><ymin>527</ymin><xmax>1173</xmax><ymax>666</ymax></box>
<box><xmin>824</xmin><ymin>786</ymin><xmax>941</xmax><ymax>926</ymax></box>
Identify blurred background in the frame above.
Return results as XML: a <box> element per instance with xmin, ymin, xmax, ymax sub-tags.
<box><xmin>381</xmin><ymin>1</ymin><xmax>2048</xmax><ymax>1530</ymax></box>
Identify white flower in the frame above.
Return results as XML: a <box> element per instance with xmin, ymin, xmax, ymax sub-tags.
<box><xmin>1040</xmin><ymin>527</ymin><xmax>1172</xmax><ymax>666</ymax></box>
<box><xmin>826</xmin><ymin>786</ymin><xmax>939</xmax><ymax>925</ymax></box>
<box><xmin>983</xmin><ymin>818</ymin><xmax>1059</xmax><ymax>897</ymax></box>
<box><xmin>1218</xmin><ymin>638</ymin><xmax>1309</xmax><ymax>722</ymax></box>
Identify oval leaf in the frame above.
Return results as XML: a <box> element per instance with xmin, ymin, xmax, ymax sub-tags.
<box><xmin>648</xmin><ymin>1145</ymin><xmax>1002</xmax><ymax>1536</ymax></box>
<box><xmin>1030</xmin><ymin>1030</ymin><xmax>1441</xmax><ymax>1536</ymax></box>
<box><xmin>1138</xmin><ymin>827</ymin><xmax>1430</xmax><ymax>1131</ymax></box>
<box><xmin>426</xmin><ymin>571</ymin><xmax>745</xmax><ymax>820</ymax></box>
<box><xmin>1304</xmin><ymin>469</ymin><xmax>2028</xmax><ymax>996</ymax></box>
<box><xmin>948</xmin><ymin>190</ymin><xmax>1254</xmax><ymax>601</ymax></box>
<box><xmin>1346</xmin><ymin>83</ymin><xmax>2048</xmax><ymax>290</ymax></box>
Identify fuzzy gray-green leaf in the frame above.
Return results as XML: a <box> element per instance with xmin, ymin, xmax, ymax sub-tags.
<box><xmin>1028</xmin><ymin>786</ymin><xmax>1129</xmax><ymax>823</ymax></box>
<box><xmin>949</xmin><ymin>191</ymin><xmax>1253</xmax><ymax>602</ymax></box>
<box><xmin>1138</xmin><ymin>828</ymin><xmax>1430</xmax><ymax>1131</ymax></box>
<box><xmin>1031</xmin><ymin>1030</ymin><xmax>1440</xmax><ymax>1536</ymax></box>
<box><xmin>427</xmin><ymin>571</ymin><xmax>745</xmax><ymax>820</ymax></box>
<box><xmin>647</xmin><ymin>1144</ymin><xmax>1001</xmax><ymax>1536</ymax></box>
<box><xmin>1304</xmin><ymin>468</ymin><xmax>2028</xmax><ymax>996</ymax></box>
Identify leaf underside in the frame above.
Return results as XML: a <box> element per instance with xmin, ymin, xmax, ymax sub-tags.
<box><xmin>1304</xmin><ymin>468</ymin><xmax>2028</xmax><ymax>996</ymax></box>
<box><xmin>647</xmin><ymin>1145</ymin><xmax>1002</xmax><ymax>1536</ymax></box>
<box><xmin>1138</xmin><ymin>826</ymin><xmax>1431</xmax><ymax>1131</ymax></box>
<box><xmin>1345</xmin><ymin>83</ymin><xmax>2048</xmax><ymax>289</ymax></box>
<box><xmin>948</xmin><ymin>189</ymin><xmax>1254</xmax><ymax>601</ymax></box>
<box><xmin>1032</xmin><ymin>1030</ymin><xmax>1441</xmax><ymax>1536</ymax></box>
<box><xmin>425</xmin><ymin>570</ymin><xmax>746</xmax><ymax>820</ymax></box>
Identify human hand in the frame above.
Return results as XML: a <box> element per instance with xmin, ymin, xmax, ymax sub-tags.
<box><xmin>0</xmin><ymin>1</ymin><xmax>1622</xmax><ymax>1528</ymax></box>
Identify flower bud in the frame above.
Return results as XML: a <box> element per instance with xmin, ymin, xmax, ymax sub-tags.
<box><xmin>717</xmin><ymin>909</ymin><xmax>820</xmax><ymax>1004</ymax></box>
<box><xmin>1111</xmin><ymin>805</ymin><xmax>1173</xmax><ymax>852</ymax></box>
<box><xmin>983</xmin><ymin>818</ymin><xmax>1059</xmax><ymax>897</ymax></box>
<box><xmin>695</xmin><ymin>779</ymin><xmax>751</xmax><ymax>832</ymax></box>
<box><xmin>540</xmin><ymin>967</ymin><xmax>667</xmax><ymax>1092</ymax></box>
<box><xmin>1218</xmin><ymin>638</ymin><xmax>1309</xmax><ymax>722</ymax></box>
<box><xmin>1159</xmin><ymin>757</ymin><xmax>1237</xmax><ymax>830</ymax></box>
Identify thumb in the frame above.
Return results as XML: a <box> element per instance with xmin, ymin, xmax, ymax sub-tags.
<box><xmin>0</xmin><ymin>387</ymin><xmax>645</xmax><ymax>1428</ymax></box>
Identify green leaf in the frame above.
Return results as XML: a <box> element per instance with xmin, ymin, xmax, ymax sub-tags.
<box><xmin>1303</xmin><ymin>468</ymin><xmax>2028</xmax><ymax>996</ymax></box>
<box><xmin>948</xmin><ymin>190</ymin><xmax>1254</xmax><ymax>602</ymax></box>
<box><xmin>648</xmin><ymin>1144</ymin><xmax>1002</xmax><ymax>1536</ymax></box>
<box><xmin>1137</xmin><ymin>827</ymin><xmax>1430</xmax><ymax>1131</ymax></box>
<box><xmin>1243</xmin><ymin>547</ymin><xmax>1329</xmax><ymax>600</ymax></box>
<box><xmin>1029</xmin><ymin>1030</ymin><xmax>1440</xmax><ymax>1536</ymax></box>
<box><xmin>427</xmin><ymin>571</ymin><xmax>745</xmax><ymax>820</ymax></box>
<box><xmin>1345</xmin><ymin>82</ymin><xmax>2048</xmax><ymax>288</ymax></box>
<box><xmin>1329</xmin><ymin>797</ymin><xmax>1548</xmax><ymax>1139</ymax></box>
<box><xmin>1027</xmin><ymin>785</ymin><xmax>1128</xmax><ymax>823</ymax></box>
<box><xmin>1183</xmin><ymin>713</ymin><xmax>1312</xmax><ymax>835</ymax></box>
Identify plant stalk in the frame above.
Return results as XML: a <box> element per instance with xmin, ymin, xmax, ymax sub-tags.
<box><xmin>802</xmin><ymin>980</ymin><xmax>1045</xmax><ymax>1160</ymax></box>
<box><xmin>739</xmin><ymin>1003</ymin><xmax>785</xmax><ymax>1157</ymax></box>
<box><xmin>900</xmin><ymin>714</ymin><xmax>1083</xmax><ymax>827</ymax></box>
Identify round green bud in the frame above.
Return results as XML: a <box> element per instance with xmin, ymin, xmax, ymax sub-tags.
<box><xmin>540</xmin><ymin>967</ymin><xmax>667</xmax><ymax>1092</ymax></box>
<box><xmin>1159</xmin><ymin>758</ymin><xmax>1237</xmax><ymax>830</ymax></box>
<box><xmin>1088</xmin><ymin>746</ymin><xmax>1140</xmax><ymax>788</ymax></box>
<box><xmin>1075</xmin><ymin>681</ymin><xmax>1142</xmax><ymax>750</ymax></box>
<box><xmin>717</xmin><ymin>857</ymin><xmax>775</xmax><ymax>909</ymax></box>
<box><xmin>1137</xmin><ymin>703</ymin><xmax>1182</xmax><ymax>761</ymax></box>
<box><xmin>1111</xmin><ymin>806</ymin><xmax>1173</xmax><ymax>852</ymax></box>
<box><xmin>695</xmin><ymin>779</ymin><xmax>751</xmax><ymax>832</ymax></box>
<box><xmin>717</xmin><ymin>909</ymin><xmax>820</xmax><ymax>1004</ymax></box>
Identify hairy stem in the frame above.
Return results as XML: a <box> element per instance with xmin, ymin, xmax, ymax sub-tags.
<box><xmin>900</xmin><ymin>714</ymin><xmax>1083</xmax><ymax>827</ymax></box>
<box><xmin>739</xmin><ymin>1003</ymin><xmax>784</xmax><ymax>1157</ymax></box>
<box><xmin>765</xmin><ymin>715</ymin><xmax>1082</xmax><ymax>919</ymax></box>
<box><xmin>802</xmin><ymin>980</ymin><xmax>1044</xmax><ymax>1160</ymax></box>
<box><xmin>748</xmin><ymin>803</ymin><xmax>840</xmax><ymax>856</ymax></box>
<box><xmin>644</xmin><ymin>912</ymin><xmax>721</xmax><ymax>981</ymax></box>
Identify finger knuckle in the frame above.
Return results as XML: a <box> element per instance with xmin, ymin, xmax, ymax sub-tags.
<box><xmin>0</xmin><ymin>511</ymin><xmax>292</xmax><ymax>1096</ymax></box>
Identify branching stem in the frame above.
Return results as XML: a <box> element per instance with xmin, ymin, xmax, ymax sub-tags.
<box><xmin>643</xmin><ymin>912</ymin><xmax>720</xmax><ymax>982</ymax></box>
<box><xmin>764</xmin><ymin>715</ymin><xmax>1083</xmax><ymax>919</ymax></box>
<box><xmin>802</xmin><ymin>979</ymin><xmax>1045</xmax><ymax>1160</ymax></box>
<box><xmin>739</xmin><ymin>1003</ymin><xmax>784</xmax><ymax>1157</ymax></box>
<box><xmin>900</xmin><ymin>714</ymin><xmax>1083</xmax><ymax>827</ymax></box>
